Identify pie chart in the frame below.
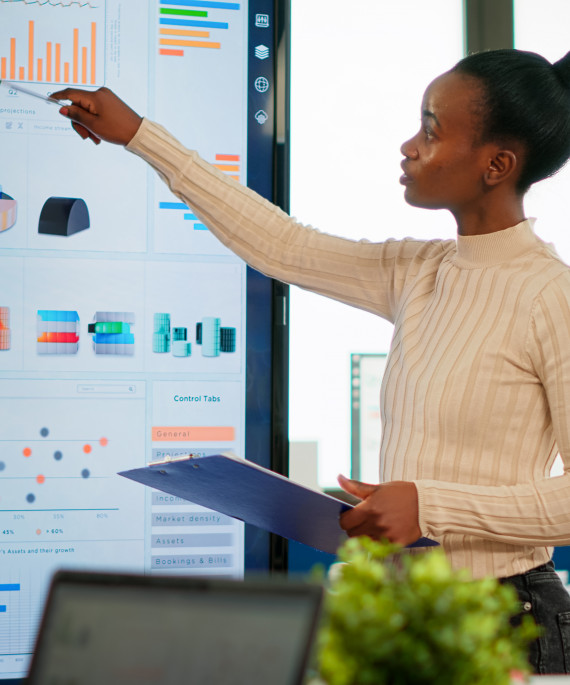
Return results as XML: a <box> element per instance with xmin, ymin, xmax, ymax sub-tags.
<box><xmin>0</xmin><ymin>187</ymin><xmax>17</xmax><ymax>233</ymax></box>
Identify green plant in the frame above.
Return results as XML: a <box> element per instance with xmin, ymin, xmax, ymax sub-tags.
<box><xmin>317</xmin><ymin>537</ymin><xmax>539</xmax><ymax>685</ymax></box>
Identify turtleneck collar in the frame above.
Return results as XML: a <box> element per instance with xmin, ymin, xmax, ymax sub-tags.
<box><xmin>453</xmin><ymin>219</ymin><xmax>539</xmax><ymax>268</ymax></box>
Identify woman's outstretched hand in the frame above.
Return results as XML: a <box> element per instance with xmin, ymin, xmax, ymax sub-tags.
<box><xmin>51</xmin><ymin>87</ymin><xmax>143</xmax><ymax>146</ymax></box>
<box><xmin>338</xmin><ymin>475</ymin><xmax>422</xmax><ymax>546</ymax></box>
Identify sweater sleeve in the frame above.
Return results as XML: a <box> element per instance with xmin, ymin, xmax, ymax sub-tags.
<box><xmin>414</xmin><ymin>272</ymin><xmax>570</xmax><ymax>547</ymax></box>
<box><xmin>126</xmin><ymin>118</ymin><xmax>447</xmax><ymax>322</ymax></box>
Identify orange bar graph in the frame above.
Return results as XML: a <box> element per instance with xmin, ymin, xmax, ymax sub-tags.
<box><xmin>159</xmin><ymin>38</ymin><xmax>220</xmax><ymax>49</ymax></box>
<box><xmin>72</xmin><ymin>28</ymin><xmax>78</xmax><ymax>83</ymax></box>
<box><xmin>10</xmin><ymin>38</ymin><xmax>16</xmax><ymax>80</ymax></box>
<box><xmin>55</xmin><ymin>44</ymin><xmax>61</xmax><ymax>82</ymax></box>
<box><xmin>216</xmin><ymin>154</ymin><xmax>240</xmax><ymax>162</ymax></box>
<box><xmin>64</xmin><ymin>62</ymin><xmax>69</xmax><ymax>83</ymax></box>
<box><xmin>81</xmin><ymin>46</ymin><xmax>87</xmax><ymax>84</ymax></box>
<box><xmin>1</xmin><ymin>58</ymin><xmax>6</xmax><ymax>80</ymax></box>
<box><xmin>2</xmin><ymin>19</ymin><xmax>100</xmax><ymax>85</ymax></box>
<box><xmin>46</xmin><ymin>42</ymin><xmax>52</xmax><ymax>82</ymax></box>
<box><xmin>214</xmin><ymin>164</ymin><xmax>240</xmax><ymax>172</ymax></box>
<box><xmin>28</xmin><ymin>21</ymin><xmax>34</xmax><ymax>81</ymax></box>
<box><xmin>90</xmin><ymin>22</ymin><xmax>96</xmax><ymax>85</ymax></box>
<box><xmin>159</xmin><ymin>28</ymin><xmax>210</xmax><ymax>38</ymax></box>
<box><xmin>159</xmin><ymin>49</ymin><xmax>184</xmax><ymax>56</ymax></box>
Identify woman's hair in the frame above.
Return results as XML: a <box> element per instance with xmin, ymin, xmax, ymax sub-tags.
<box><xmin>452</xmin><ymin>49</ymin><xmax>570</xmax><ymax>193</ymax></box>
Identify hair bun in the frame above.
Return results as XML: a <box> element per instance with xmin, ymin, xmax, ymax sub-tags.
<box><xmin>553</xmin><ymin>51</ymin><xmax>570</xmax><ymax>90</ymax></box>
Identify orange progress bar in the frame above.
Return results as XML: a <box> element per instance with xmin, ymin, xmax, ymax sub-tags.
<box><xmin>91</xmin><ymin>22</ymin><xmax>96</xmax><ymax>84</ymax></box>
<box><xmin>152</xmin><ymin>426</ymin><xmax>235</xmax><ymax>442</ymax></box>
<box><xmin>159</xmin><ymin>39</ymin><xmax>220</xmax><ymax>49</ymax></box>
<box><xmin>73</xmin><ymin>28</ymin><xmax>78</xmax><ymax>83</ymax></box>
<box><xmin>28</xmin><ymin>21</ymin><xmax>34</xmax><ymax>81</ymax></box>
<box><xmin>216</xmin><ymin>154</ymin><xmax>240</xmax><ymax>161</ymax></box>
<box><xmin>1</xmin><ymin>58</ymin><xmax>6</xmax><ymax>80</ymax></box>
<box><xmin>46</xmin><ymin>42</ymin><xmax>52</xmax><ymax>81</ymax></box>
<box><xmin>10</xmin><ymin>38</ymin><xmax>15</xmax><ymax>79</ymax></box>
<box><xmin>19</xmin><ymin>66</ymin><xmax>25</xmax><ymax>80</ymax></box>
<box><xmin>37</xmin><ymin>58</ymin><xmax>43</xmax><ymax>82</ymax></box>
<box><xmin>160</xmin><ymin>28</ymin><xmax>210</xmax><ymax>38</ymax></box>
<box><xmin>159</xmin><ymin>49</ymin><xmax>184</xmax><ymax>56</ymax></box>
<box><xmin>214</xmin><ymin>164</ymin><xmax>240</xmax><ymax>172</ymax></box>
<box><xmin>81</xmin><ymin>46</ymin><xmax>87</xmax><ymax>84</ymax></box>
<box><xmin>55</xmin><ymin>44</ymin><xmax>61</xmax><ymax>82</ymax></box>
<box><xmin>64</xmin><ymin>62</ymin><xmax>70</xmax><ymax>82</ymax></box>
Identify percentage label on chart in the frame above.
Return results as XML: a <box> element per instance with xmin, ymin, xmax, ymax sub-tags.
<box><xmin>2</xmin><ymin>530</ymin><xmax>15</xmax><ymax>535</ymax></box>
<box><xmin>49</xmin><ymin>529</ymin><xmax>63</xmax><ymax>534</ymax></box>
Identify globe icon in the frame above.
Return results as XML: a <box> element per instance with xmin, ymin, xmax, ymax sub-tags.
<box><xmin>254</xmin><ymin>76</ymin><xmax>269</xmax><ymax>93</ymax></box>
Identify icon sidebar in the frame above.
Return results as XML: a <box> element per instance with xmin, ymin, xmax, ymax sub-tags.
<box><xmin>250</xmin><ymin>4</ymin><xmax>273</xmax><ymax>130</ymax></box>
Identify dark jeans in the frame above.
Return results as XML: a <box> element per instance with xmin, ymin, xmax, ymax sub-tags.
<box><xmin>501</xmin><ymin>561</ymin><xmax>570</xmax><ymax>674</ymax></box>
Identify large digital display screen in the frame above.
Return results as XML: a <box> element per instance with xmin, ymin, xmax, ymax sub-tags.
<box><xmin>0</xmin><ymin>0</ymin><xmax>279</xmax><ymax>679</ymax></box>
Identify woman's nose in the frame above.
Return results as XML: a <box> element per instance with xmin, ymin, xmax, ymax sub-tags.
<box><xmin>400</xmin><ymin>136</ymin><xmax>418</xmax><ymax>159</ymax></box>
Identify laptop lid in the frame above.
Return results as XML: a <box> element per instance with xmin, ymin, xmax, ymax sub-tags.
<box><xmin>27</xmin><ymin>570</ymin><xmax>323</xmax><ymax>685</ymax></box>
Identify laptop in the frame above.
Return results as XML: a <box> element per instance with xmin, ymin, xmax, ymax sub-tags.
<box><xmin>27</xmin><ymin>570</ymin><xmax>323</xmax><ymax>685</ymax></box>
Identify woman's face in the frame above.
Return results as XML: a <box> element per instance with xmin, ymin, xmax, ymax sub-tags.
<box><xmin>400</xmin><ymin>71</ymin><xmax>494</xmax><ymax>214</ymax></box>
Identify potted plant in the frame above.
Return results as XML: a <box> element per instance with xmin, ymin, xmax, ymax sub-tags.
<box><xmin>317</xmin><ymin>537</ymin><xmax>539</xmax><ymax>685</ymax></box>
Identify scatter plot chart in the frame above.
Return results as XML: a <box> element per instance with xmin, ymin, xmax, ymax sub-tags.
<box><xmin>0</xmin><ymin>379</ymin><xmax>146</xmax><ymax>665</ymax></box>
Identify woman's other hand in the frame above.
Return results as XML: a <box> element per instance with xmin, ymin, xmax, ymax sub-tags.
<box><xmin>338</xmin><ymin>475</ymin><xmax>422</xmax><ymax>546</ymax></box>
<box><xmin>51</xmin><ymin>86</ymin><xmax>142</xmax><ymax>146</ymax></box>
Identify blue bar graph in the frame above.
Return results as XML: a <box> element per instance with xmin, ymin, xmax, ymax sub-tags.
<box><xmin>0</xmin><ymin>584</ymin><xmax>20</xmax><ymax>592</ymax></box>
<box><xmin>160</xmin><ymin>0</ymin><xmax>240</xmax><ymax>8</ymax></box>
<box><xmin>159</xmin><ymin>202</ymin><xmax>188</xmax><ymax>210</ymax></box>
<box><xmin>194</xmin><ymin>224</ymin><xmax>208</xmax><ymax>230</ymax></box>
<box><xmin>183</xmin><ymin>213</ymin><xmax>197</xmax><ymax>220</ymax></box>
<box><xmin>159</xmin><ymin>18</ymin><xmax>229</xmax><ymax>29</ymax></box>
<box><xmin>0</xmin><ymin>606</ymin><xmax>6</xmax><ymax>613</ymax></box>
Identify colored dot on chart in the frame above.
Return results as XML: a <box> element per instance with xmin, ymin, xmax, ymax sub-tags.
<box><xmin>40</xmin><ymin>427</ymin><xmax>49</xmax><ymax>438</ymax></box>
<box><xmin>53</xmin><ymin>451</ymin><xmax>63</xmax><ymax>461</ymax></box>
<box><xmin>27</xmin><ymin>493</ymin><xmax>35</xmax><ymax>503</ymax></box>
<box><xmin>36</xmin><ymin>529</ymin><xmax>41</xmax><ymax>535</ymax></box>
<box><xmin>23</xmin><ymin>448</ymin><xmax>32</xmax><ymax>458</ymax></box>
<box><xmin>81</xmin><ymin>469</ymin><xmax>90</xmax><ymax>479</ymax></box>
<box><xmin>0</xmin><ymin>462</ymin><xmax>5</xmax><ymax>471</ymax></box>
<box><xmin>99</xmin><ymin>437</ymin><xmax>108</xmax><ymax>447</ymax></box>
<box><xmin>36</xmin><ymin>474</ymin><xmax>45</xmax><ymax>484</ymax></box>
<box><xmin>83</xmin><ymin>444</ymin><xmax>92</xmax><ymax>454</ymax></box>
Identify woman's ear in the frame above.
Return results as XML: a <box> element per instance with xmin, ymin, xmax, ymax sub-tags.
<box><xmin>484</xmin><ymin>149</ymin><xmax>519</xmax><ymax>187</ymax></box>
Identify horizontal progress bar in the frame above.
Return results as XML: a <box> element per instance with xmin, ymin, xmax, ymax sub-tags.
<box><xmin>160</xmin><ymin>28</ymin><xmax>210</xmax><ymax>37</ymax></box>
<box><xmin>183</xmin><ymin>213</ymin><xmax>197</xmax><ymax>220</ymax></box>
<box><xmin>216</xmin><ymin>154</ymin><xmax>239</xmax><ymax>161</ymax></box>
<box><xmin>159</xmin><ymin>202</ymin><xmax>188</xmax><ymax>210</ymax></box>
<box><xmin>0</xmin><ymin>584</ymin><xmax>20</xmax><ymax>592</ymax></box>
<box><xmin>160</xmin><ymin>7</ymin><xmax>208</xmax><ymax>16</ymax></box>
<box><xmin>214</xmin><ymin>163</ymin><xmax>239</xmax><ymax>172</ymax></box>
<box><xmin>160</xmin><ymin>49</ymin><xmax>184</xmax><ymax>56</ymax></box>
<box><xmin>160</xmin><ymin>38</ymin><xmax>220</xmax><ymax>48</ymax></box>
<box><xmin>159</xmin><ymin>18</ymin><xmax>228</xmax><ymax>28</ymax></box>
<box><xmin>194</xmin><ymin>224</ymin><xmax>208</xmax><ymax>230</ymax></box>
<box><xmin>160</xmin><ymin>0</ymin><xmax>240</xmax><ymax>8</ymax></box>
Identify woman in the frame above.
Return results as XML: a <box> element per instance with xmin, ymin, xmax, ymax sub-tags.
<box><xmin>54</xmin><ymin>48</ymin><xmax>570</xmax><ymax>672</ymax></box>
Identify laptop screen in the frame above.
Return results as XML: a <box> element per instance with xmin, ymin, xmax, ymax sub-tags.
<box><xmin>27</xmin><ymin>572</ymin><xmax>323</xmax><ymax>685</ymax></box>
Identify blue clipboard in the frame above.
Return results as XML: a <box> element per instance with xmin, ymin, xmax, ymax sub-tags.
<box><xmin>119</xmin><ymin>453</ymin><xmax>438</xmax><ymax>555</ymax></box>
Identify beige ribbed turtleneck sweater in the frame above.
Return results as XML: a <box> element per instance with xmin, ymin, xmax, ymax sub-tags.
<box><xmin>128</xmin><ymin>118</ymin><xmax>570</xmax><ymax>580</ymax></box>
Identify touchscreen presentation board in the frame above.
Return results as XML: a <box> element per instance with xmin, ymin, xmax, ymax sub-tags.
<box><xmin>0</xmin><ymin>0</ymin><xmax>279</xmax><ymax>679</ymax></box>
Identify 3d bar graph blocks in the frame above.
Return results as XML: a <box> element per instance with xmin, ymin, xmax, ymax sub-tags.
<box><xmin>201</xmin><ymin>317</ymin><xmax>220</xmax><ymax>357</ymax></box>
<box><xmin>37</xmin><ymin>310</ymin><xmax>80</xmax><ymax>354</ymax></box>
<box><xmin>153</xmin><ymin>313</ymin><xmax>235</xmax><ymax>359</ymax></box>
<box><xmin>0</xmin><ymin>185</ymin><xmax>17</xmax><ymax>233</ymax></box>
<box><xmin>38</xmin><ymin>197</ymin><xmax>90</xmax><ymax>237</ymax></box>
<box><xmin>0</xmin><ymin>307</ymin><xmax>10</xmax><ymax>350</ymax></box>
<box><xmin>90</xmin><ymin>312</ymin><xmax>135</xmax><ymax>355</ymax></box>
<box><xmin>153</xmin><ymin>313</ymin><xmax>171</xmax><ymax>353</ymax></box>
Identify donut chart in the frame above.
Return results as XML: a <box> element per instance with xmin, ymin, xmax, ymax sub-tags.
<box><xmin>0</xmin><ymin>186</ymin><xmax>17</xmax><ymax>233</ymax></box>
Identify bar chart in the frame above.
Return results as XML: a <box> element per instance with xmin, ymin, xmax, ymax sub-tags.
<box><xmin>158</xmin><ymin>0</ymin><xmax>241</xmax><ymax>58</ymax></box>
<box><xmin>0</xmin><ymin>0</ymin><xmax>106</xmax><ymax>85</ymax></box>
